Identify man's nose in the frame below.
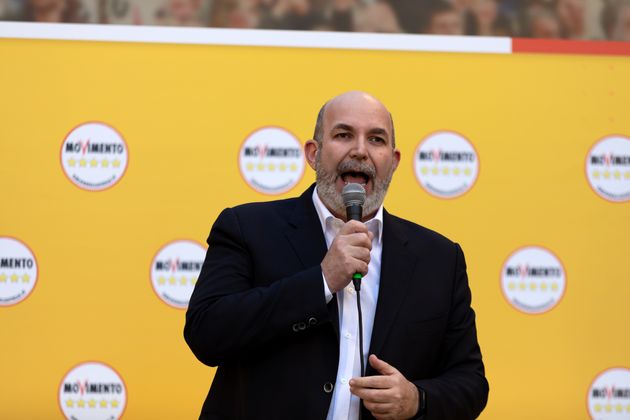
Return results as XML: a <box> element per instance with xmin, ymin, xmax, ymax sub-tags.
<box><xmin>349</xmin><ymin>137</ymin><xmax>368</xmax><ymax>159</ymax></box>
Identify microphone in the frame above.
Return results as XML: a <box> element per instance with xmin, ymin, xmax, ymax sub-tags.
<box><xmin>342</xmin><ymin>183</ymin><xmax>367</xmax><ymax>379</ymax></box>
<box><xmin>342</xmin><ymin>183</ymin><xmax>366</xmax><ymax>291</ymax></box>
<box><xmin>342</xmin><ymin>182</ymin><xmax>366</xmax><ymax>222</ymax></box>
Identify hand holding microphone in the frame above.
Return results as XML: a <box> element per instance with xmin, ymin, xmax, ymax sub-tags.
<box><xmin>321</xmin><ymin>183</ymin><xmax>372</xmax><ymax>294</ymax></box>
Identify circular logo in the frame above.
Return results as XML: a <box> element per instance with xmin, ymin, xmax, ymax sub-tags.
<box><xmin>413</xmin><ymin>131</ymin><xmax>479</xmax><ymax>199</ymax></box>
<box><xmin>585</xmin><ymin>135</ymin><xmax>630</xmax><ymax>203</ymax></box>
<box><xmin>58</xmin><ymin>361</ymin><xmax>127</xmax><ymax>420</ymax></box>
<box><xmin>0</xmin><ymin>237</ymin><xmax>38</xmax><ymax>307</ymax></box>
<box><xmin>238</xmin><ymin>126</ymin><xmax>305</xmax><ymax>195</ymax></box>
<box><xmin>587</xmin><ymin>367</ymin><xmax>630</xmax><ymax>419</ymax></box>
<box><xmin>60</xmin><ymin>122</ymin><xmax>129</xmax><ymax>191</ymax></box>
<box><xmin>500</xmin><ymin>246</ymin><xmax>566</xmax><ymax>314</ymax></box>
<box><xmin>150</xmin><ymin>240</ymin><xmax>206</xmax><ymax>309</ymax></box>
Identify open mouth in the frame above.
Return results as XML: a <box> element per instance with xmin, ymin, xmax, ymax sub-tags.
<box><xmin>341</xmin><ymin>171</ymin><xmax>370</xmax><ymax>185</ymax></box>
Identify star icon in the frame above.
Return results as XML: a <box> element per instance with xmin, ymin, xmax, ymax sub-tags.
<box><xmin>10</xmin><ymin>273</ymin><xmax>19</xmax><ymax>282</ymax></box>
<box><xmin>102</xmin><ymin>159</ymin><xmax>110</xmax><ymax>168</ymax></box>
<box><xmin>65</xmin><ymin>399</ymin><xmax>74</xmax><ymax>407</ymax></box>
<box><xmin>268</xmin><ymin>163</ymin><xmax>276</xmax><ymax>171</ymax></box>
<box><xmin>431</xmin><ymin>167</ymin><xmax>439</xmax><ymax>175</ymax></box>
<box><xmin>68</xmin><ymin>158</ymin><xmax>76</xmax><ymax>167</ymax></box>
<box><xmin>551</xmin><ymin>282</ymin><xmax>559</xmax><ymax>291</ymax></box>
<box><xmin>540</xmin><ymin>282</ymin><xmax>548</xmax><ymax>291</ymax></box>
<box><xmin>464</xmin><ymin>168</ymin><xmax>472</xmax><ymax>176</ymax></box>
<box><xmin>507</xmin><ymin>282</ymin><xmax>516</xmax><ymax>290</ymax></box>
<box><xmin>616</xmin><ymin>404</ymin><xmax>623</xmax><ymax>413</ymax></box>
<box><xmin>614</xmin><ymin>170</ymin><xmax>622</xmax><ymax>179</ymax></box>
<box><xmin>180</xmin><ymin>276</ymin><xmax>188</xmax><ymax>285</ymax></box>
<box><xmin>77</xmin><ymin>399</ymin><xmax>85</xmax><ymax>408</ymax></box>
<box><xmin>625</xmin><ymin>171</ymin><xmax>630</xmax><ymax>179</ymax></box>
<box><xmin>0</xmin><ymin>274</ymin><xmax>6</xmax><ymax>282</ymax></box>
<box><xmin>90</xmin><ymin>158</ymin><xmax>98</xmax><ymax>167</ymax></box>
<box><xmin>453</xmin><ymin>167</ymin><xmax>461</xmax><ymax>176</ymax></box>
<box><xmin>158</xmin><ymin>276</ymin><xmax>166</xmax><ymax>286</ymax></box>
<box><xmin>257</xmin><ymin>162</ymin><xmax>265</xmax><ymax>171</ymax></box>
<box><xmin>88</xmin><ymin>399</ymin><xmax>96</xmax><ymax>408</ymax></box>
<box><xmin>290</xmin><ymin>163</ymin><xmax>298</xmax><ymax>172</ymax></box>
<box><xmin>518</xmin><ymin>282</ymin><xmax>526</xmax><ymax>291</ymax></box>
<box><xmin>420</xmin><ymin>166</ymin><xmax>429</xmax><ymax>175</ymax></box>
<box><xmin>111</xmin><ymin>399</ymin><xmax>119</xmax><ymax>408</ymax></box>
<box><xmin>112</xmin><ymin>159</ymin><xmax>121</xmax><ymax>168</ymax></box>
<box><xmin>529</xmin><ymin>282</ymin><xmax>537</xmax><ymax>291</ymax></box>
<box><xmin>603</xmin><ymin>170</ymin><xmax>611</xmax><ymax>179</ymax></box>
<box><xmin>592</xmin><ymin>170</ymin><xmax>600</xmax><ymax>179</ymax></box>
<box><xmin>79</xmin><ymin>159</ymin><xmax>87</xmax><ymax>167</ymax></box>
<box><xmin>605</xmin><ymin>404</ymin><xmax>612</xmax><ymax>412</ymax></box>
<box><xmin>594</xmin><ymin>403</ymin><xmax>602</xmax><ymax>412</ymax></box>
<box><xmin>279</xmin><ymin>163</ymin><xmax>287</xmax><ymax>171</ymax></box>
<box><xmin>100</xmin><ymin>399</ymin><xmax>108</xmax><ymax>408</ymax></box>
<box><xmin>22</xmin><ymin>274</ymin><xmax>30</xmax><ymax>283</ymax></box>
<box><xmin>246</xmin><ymin>162</ymin><xmax>254</xmax><ymax>171</ymax></box>
<box><xmin>168</xmin><ymin>276</ymin><xmax>176</xmax><ymax>285</ymax></box>
<box><xmin>442</xmin><ymin>167</ymin><xmax>450</xmax><ymax>175</ymax></box>
<box><xmin>191</xmin><ymin>277</ymin><xmax>197</xmax><ymax>285</ymax></box>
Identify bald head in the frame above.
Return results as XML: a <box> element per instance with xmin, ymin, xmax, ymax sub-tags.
<box><xmin>313</xmin><ymin>91</ymin><xmax>396</xmax><ymax>148</ymax></box>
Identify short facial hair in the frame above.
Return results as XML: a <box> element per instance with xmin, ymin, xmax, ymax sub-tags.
<box><xmin>315</xmin><ymin>146</ymin><xmax>394</xmax><ymax>220</ymax></box>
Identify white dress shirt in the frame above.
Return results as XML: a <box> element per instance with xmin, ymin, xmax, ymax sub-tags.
<box><xmin>311</xmin><ymin>188</ymin><xmax>383</xmax><ymax>420</ymax></box>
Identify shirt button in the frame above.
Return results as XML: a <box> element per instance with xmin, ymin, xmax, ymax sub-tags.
<box><xmin>308</xmin><ymin>317</ymin><xmax>318</xmax><ymax>326</ymax></box>
<box><xmin>341</xmin><ymin>378</ymin><xmax>348</xmax><ymax>385</ymax></box>
<box><xmin>344</xmin><ymin>332</ymin><xmax>352</xmax><ymax>339</ymax></box>
<box><xmin>323</xmin><ymin>382</ymin><xmax>334</xmax><ymax>393</ymax></box>
<box><xmin>292</xmin><ymin>323</ymin><xmax>299</xmax><ymax>332</ymax></box>
<box><xmin>298</xmin><ymin>322</ymin><xmax>306</xmax><ymax>331</ymax></box>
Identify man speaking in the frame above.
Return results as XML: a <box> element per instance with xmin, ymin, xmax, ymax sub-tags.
<box><xmin>184</xmin><ymin>91</ymin><xmax>488</xmax><ymax>419</ymax></box>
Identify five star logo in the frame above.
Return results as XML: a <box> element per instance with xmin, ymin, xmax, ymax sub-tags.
<box><xmin>585</xmin><ymin>135</ymin><xmax>630</xmax><ymax>202</ymax></box>
<box><xmin>0</xmin><ymin>237</ymin><xmax>38</xmax><ymax>307</ymax></box>
<box><xmin>500</xmin><ymin>245</ymin><xmax>566</xmax><ymax>315</ymax></box>
<box><xmin>150</xmin><ymin>240</ymin><xmax>206</xmax><ymax>309</ymax></box>
<box><xmin>58</xmin><ymin>361</ymin><xmax>127</xmax><ymax>420</ymax></box>
<box><xmin>60</xmin><ymin>122</ymin><xmax>129</xmax><ymax>192</ymax></box>
<box><xmin>414</xmin><ymin>131</ymin><xmax>479</xmax><ymax>199</ymax></box>
<box><xmin>239</xmin><ymin>126</ymin><xmax>305</xmax><ymax>195</ymax></box>
<box><xmin>588</xmin><ymin>367</ymin><xmax>630</xmax><ymax>419</ymax></box>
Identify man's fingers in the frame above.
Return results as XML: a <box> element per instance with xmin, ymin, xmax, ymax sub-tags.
<box><xmin>369</xmin><ymin>354</ymin><xmax>398</xmax><ymax>376</ymax></box>
<box><xmin>350</xmin><ymin>374</ymin><xmax>391</xmax><ymax>389</ymax></box>
<box><xmin>340</xmin><ymin>220</ymin><xmax>369</xmax><ymax>234</ymax></box>
<box><xmin>350</xmin><ymin>384</ymin><xmax>391</xmax><ymax>403</ymax></box>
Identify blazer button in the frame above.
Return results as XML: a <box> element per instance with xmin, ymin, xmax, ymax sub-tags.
<box><xmin>297</xmin><ymin>322</ymin><xmax>306</xmax><ymax>331</ymax></box>
<box><xmin>323</xmin><ymin>382</ymin><xmax>334</xmax><ymax>393</ymax></box>
<box><xmin>292</xmin><ymin>323</ymin><xmax>299</xmax><ymax>332</ymax></box>
<box><xmin>308</xmin><ymin>317</ymin><xmax>318</xmax><ymax>326</ymax></box>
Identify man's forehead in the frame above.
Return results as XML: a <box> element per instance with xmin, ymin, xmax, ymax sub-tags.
<box><xmin>323</xmin><ymin>92</ymin><xmax>392</xmax><ymax>133</ymax></box>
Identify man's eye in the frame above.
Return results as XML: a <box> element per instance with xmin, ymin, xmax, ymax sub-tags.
<box><xmin>369</xmin><ymin>136</ymin><xmax>385</xmax><ymax>144</ymax></box>
<box><xmin>335</xmin><ymin>132</ymin><xmax>351</xmax><ymax>139</ymax></box>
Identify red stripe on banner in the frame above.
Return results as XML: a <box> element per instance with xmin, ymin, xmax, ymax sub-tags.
<box><xmin>512</xmin><ymin>38</ymin><xmax>630</xmax><ymax>56</ymax></box>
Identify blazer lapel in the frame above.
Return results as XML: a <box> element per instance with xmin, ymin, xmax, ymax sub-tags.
<box><xmin>368</xmin><ymin>210</ymin><xmax>417</xmax><ymax>361</ymax></box>
<box><xmin>284</xmin><ymin>185</ymin><xmax>339</xmax><ymax>339</ymax></box>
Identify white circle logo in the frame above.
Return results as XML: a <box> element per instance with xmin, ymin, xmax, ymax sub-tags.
<box><xmin>500</xmin><ymin>246</ymin><xmax>566</xmax><ymax>314</ymax></box>
<box><xmin>60</xmin><ymin>122</ymin><xmax>129</xmax><ymax>191</ymax></box>
<box><xmin>58</xmin><ymin>361</ymin><xmax>127</xmax><ymax>420</ymax></box>
<box><xmin>238</xmin><ymin>126</ymin><xmax>305</xmax><ymax>195</ymax></box>
<box><xmin>413</xmin><ymin>131</ymin><xmax>479</xmax><ymax>199</ymax></box>
<box><xmin>586</xmin><ymin>135</ymin><xmax>630</xmax><ymax>202</ymax></box>
<box><xmin>0</xmin><ymin>237</ymin><xmax>38</xmax><ymax>307</ymax></box>
<box><xmin>587</xmin><ymin>367</ymin><xmax>630</xmax><ymax>419</ymax></box>
<box><xmin>150</xmin><ymin>240</ymin><xmax>206</xmax><ymax>309</ymax></box>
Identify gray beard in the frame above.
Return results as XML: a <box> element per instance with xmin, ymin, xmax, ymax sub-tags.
<box><xmin>315</xmin><ymin>151</ymin><xmax>393</xmax><ymax>220</ymax></box>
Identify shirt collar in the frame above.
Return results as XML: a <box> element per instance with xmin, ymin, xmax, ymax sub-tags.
<box><xmin>312</xmin><ymin>186</ymin><xmax>383</xmax><ymax>244</ymax></box>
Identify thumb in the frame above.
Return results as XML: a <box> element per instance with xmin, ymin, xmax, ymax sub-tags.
<box><xmin>368</xmin><ymin>354</ymin><xmax>397</xmax><ymax>376</ymax></box>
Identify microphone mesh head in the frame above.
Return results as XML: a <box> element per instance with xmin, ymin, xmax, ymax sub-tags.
<box><xmin>342</xmin><ymin>183</ymin><xmax>366</xmax><ymax>208</ymax></box>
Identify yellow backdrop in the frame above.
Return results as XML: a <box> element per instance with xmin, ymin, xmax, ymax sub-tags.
<box><xmin>1</xmin><ymin>36</ymin><xmax>629</xmax><ymax>419</ymax></box>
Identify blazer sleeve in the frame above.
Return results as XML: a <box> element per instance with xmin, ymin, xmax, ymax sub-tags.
<box><xmin>183</xmin><ymin>207</ymin><xmax>332</xmax><ymax>367</ymax></box>
<box><xmin>412</xmin><ymin>243</ymin><xmax>489</xmax><ymax>420</ymax></box>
